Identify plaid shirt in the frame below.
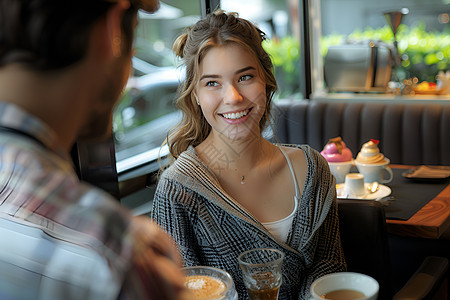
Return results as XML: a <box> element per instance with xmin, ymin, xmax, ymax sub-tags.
<box><xmin>0</xmin><ymin>102</ymin><xmax>188</xmax><ymax>300</ymax></box>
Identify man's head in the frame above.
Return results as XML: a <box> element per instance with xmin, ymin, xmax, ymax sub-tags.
<box><xmin>0</xmin><ymin>0</ymin><xmax>159</xmax><ymax>142</ymax></box>
<box><xmin>0</xmin><ymin>0</ymin><xmax>158</xmax><ymax>70</ymax></box>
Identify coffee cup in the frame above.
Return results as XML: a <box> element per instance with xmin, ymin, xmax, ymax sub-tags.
<box><xmin>328</xmin><ymin>160</ymin><xmax>354</xmax><ymax>184</ymax></box>
<box><xmin>355</xmin><ymin>159</ymin><xmax>393</xmax><ymax>184</ymax></box>
<box><xmin>310</xmin><ymin>272</ymin><xmax>379</xmax><ymax>300</ymax></box>
<box><xmin>344</xmin><ymin>173</ymin><xmax>365</xmax><ymax>197</ymax></box>
<box><xmin>183</xmin><ymin>266</ymin><xmax>238</xmax><ymax>300</ymax></box>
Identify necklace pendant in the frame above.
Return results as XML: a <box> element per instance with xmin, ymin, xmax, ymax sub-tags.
<box><xmin>241</xmin><ymin>176</ymin><xmax>245</xmax><ymax>185</ymax></box>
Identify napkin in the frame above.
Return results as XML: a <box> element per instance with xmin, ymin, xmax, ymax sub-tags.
<box><xmin>405</xmin><ymin>165</ymin><xmax>450</xmax><ymax>179</ymax></box>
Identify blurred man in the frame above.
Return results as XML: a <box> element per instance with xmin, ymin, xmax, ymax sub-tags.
<box><xmin>0</xmin><ymin>0</ymin><xmax>188</xmax><ymax>299</ymax></box>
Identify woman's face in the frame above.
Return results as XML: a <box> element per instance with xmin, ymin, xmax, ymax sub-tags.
<box><xmin>195</xmin><ymin>44</ymin><xmax>266</xmax><ymax>143</ymax></box>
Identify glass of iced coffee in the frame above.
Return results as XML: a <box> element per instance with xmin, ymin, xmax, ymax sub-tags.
<box><xmin>183</xmin><ymin>266</ymin><xmax>238</xmax><ymax>300</ymax></box>
<box><xmin>238</xmin><ymin>248</ymin><xmax>284</xmax><ymax>300</ymax></box>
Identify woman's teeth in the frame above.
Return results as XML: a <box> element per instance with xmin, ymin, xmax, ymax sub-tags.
<box><xmin>222</xmin><ymin>109</ymin><xmax>250</xmax><ymax>120</ymax></box>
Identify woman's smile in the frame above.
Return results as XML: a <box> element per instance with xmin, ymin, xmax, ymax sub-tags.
<box><xmin>219</xmin><ymin>107</ymin><xmax>253</xmax><ymax>123</ymax></box>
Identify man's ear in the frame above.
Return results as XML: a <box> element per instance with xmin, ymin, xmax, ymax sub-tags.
<box><xmin>104</xmin><ymin>1</ymin><xmax>131</xmax><ymax>58</ymax></box>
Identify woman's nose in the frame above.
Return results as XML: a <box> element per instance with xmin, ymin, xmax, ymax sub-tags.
<box><xmin>223</xmin><ymin>84</ymin><xmax>243</xmax><ymax>104</ymax></box>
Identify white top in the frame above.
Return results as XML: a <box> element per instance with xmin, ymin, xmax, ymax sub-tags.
<box><xmin>262</xmin><ymin>147</ymin><xmax>301</xmax><ymax>243</ymax></box>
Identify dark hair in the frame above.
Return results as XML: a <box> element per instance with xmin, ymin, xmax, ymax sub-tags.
<box><xmin>168</xmin><ymin>10</ymin><xmax>278</xmax><ymax>159</ymax></box>
<box><xmin>0</xmin><ymin>0</ymin><xmax>139</xmax><ymax>70</ymax></box>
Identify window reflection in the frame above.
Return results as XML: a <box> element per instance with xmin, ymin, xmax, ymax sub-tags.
<box><xmin>113</xmin><ymin>2</ymin><xmax>200</xmax><ymax>171</ymax></box>
<box><xmin>317</xmin><ymin>0</ymin><xmax>449</xmax><ymax>96</ymax></box>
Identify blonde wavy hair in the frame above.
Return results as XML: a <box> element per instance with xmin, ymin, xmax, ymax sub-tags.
<box><xmin>167</xmin><ymin>10</ymin><xmax>278</xmax><ymax>159</ymax></box>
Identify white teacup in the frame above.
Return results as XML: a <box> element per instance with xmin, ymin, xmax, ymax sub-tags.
<box><xmin>355</xmin><ymin>159</ymin><xmax>393</xmax><ymax>184</ymax></box>
<box><xmin>310</xmin><ymin>272</ymin><xmax>379</xmax><ymax>300</ymax></box>
<box><xmin>344</xmin><ymin>173</ymin><xmax>365</xmax><ymax>197</ymax></box>
<box><xmin>328</xmin><ymin>160</ymin><xmax>354</xmax><ymax>184</ymax></box>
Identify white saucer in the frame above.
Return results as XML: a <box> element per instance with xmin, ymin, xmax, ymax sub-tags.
<box><xmin>336</xmin><ymin>183</ymin><xmax>391</xmax><ymax>200</ymax></box>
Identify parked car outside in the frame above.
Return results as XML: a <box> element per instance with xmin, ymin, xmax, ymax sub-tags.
<box><xmin>113</xmin><ymin>65</ymin><xmax>184</xmax><ymax>162</ymax></box>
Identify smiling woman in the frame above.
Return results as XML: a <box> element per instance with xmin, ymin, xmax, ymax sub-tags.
<box><xmin>195</xmin><ymin>44</ymin><xmax>266</xmax><ymax>144</ymax></box>
<box><xmin>165</xmin><ymin>11</ymin><xmax>278</xmax><ymax>160</ymax></box>
<box><xmin>151</xmin><ymin>10</ymin><xmax>346</xmax><ymax>300</ymax></box>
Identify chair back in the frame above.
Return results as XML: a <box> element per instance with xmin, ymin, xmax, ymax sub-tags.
<box><xmin>273</xmin><ymin>100</ymin><xmax>450</xmax><ymax>165</ymax></box>
<box><xmin>338</xmin><ymin>199</ymin><xmax>393</xmax><ymax>300</ymax></box>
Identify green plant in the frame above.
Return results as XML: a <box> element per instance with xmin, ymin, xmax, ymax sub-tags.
<box><xmin>263</xmin><ymin>36</ymin><xmax>302</xmax><ymax>98</ymax></box>
<box><xmin>263</xmin><ymin>23</ymin><xmax>449</xmax><ymax>96</ymax></box>
<box><xmin>323</xmin><ymin>23</ymin><xmax>450</xmax><ymax>82</ymax></box>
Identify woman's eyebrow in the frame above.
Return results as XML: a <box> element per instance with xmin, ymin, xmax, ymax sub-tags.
<box><xmin>199</xmin><ymin>74</ymin><xmax>220</xmax><ymax>81</ymax></box>
<box><xmin>199</xmin><ymin>66</ymin><xmax>256</xmax><ymax>81</ymax></box>
<box><xmin>235</xmin><ymin>66</ymin><xmax>256</xmax><ymax>74</ymax></box>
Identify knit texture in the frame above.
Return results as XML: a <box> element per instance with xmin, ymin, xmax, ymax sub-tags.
<box><xmin>152</xmin><ymin>144</ymin><xmax>346</xmax><ymax>299</ymax></box>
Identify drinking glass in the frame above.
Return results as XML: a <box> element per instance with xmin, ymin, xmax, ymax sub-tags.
<box><xmin>238</xmin><ymin>248</ymin><xmax>284</xmax><ymax>300</ymax></box>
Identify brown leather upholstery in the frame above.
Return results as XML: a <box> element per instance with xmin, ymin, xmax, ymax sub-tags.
<box><xmin>273</xmin><ymin>100</ymin><xmax>450</xmax><ymax>165</ymax></box>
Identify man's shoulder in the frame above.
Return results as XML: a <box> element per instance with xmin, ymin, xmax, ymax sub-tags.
<box><xmin>0</xmin><ymin>139</ymin><xmax>130</xmax><ymax>244</ymax></box>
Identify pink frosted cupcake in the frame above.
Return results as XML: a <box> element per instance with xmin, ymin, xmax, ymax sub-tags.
<box><xmin>321</xmin><ymin>137</ymin><xmax>354</xmax><ymax>183</ymax></box>
<box><xmin>321</xmin><ymin>137</ymin><xmax>353</xmax><ymax>163</ymax></box>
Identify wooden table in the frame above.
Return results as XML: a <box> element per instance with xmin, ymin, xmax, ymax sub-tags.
<box><xmin>386</xmin><ymin>165</ymin><xmax>450</xmax><ymax>239</ymax></box>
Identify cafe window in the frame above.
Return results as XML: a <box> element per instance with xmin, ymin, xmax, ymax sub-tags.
<box><xmin>113</xmin><ymin>2</ymin><xmax>202</xmax><ymax>175</ymax></box>
<box><xmin>310</xmin><ymin>0</ymin><xmax>449</xmax><ymax>98</ymax></box>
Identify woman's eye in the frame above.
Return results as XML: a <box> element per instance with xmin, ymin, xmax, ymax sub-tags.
<box><xmin>206</xmin><ymin>81</ymin><xmax>218</xmax><ymax>87</ymax></box>
<box><xmin>239</xmin><ymin>75</ymin><xmax>253</xmax><ymax>82</ymax></box>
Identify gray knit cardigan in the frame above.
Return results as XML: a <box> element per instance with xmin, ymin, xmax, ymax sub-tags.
<box><xmin>151</xmin><ymin>145</ymin><xmax>346</xmax><ymax>299</ymax></box>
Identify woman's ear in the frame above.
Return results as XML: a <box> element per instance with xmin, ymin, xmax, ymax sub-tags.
<box><xmin>193</xmin><ymin>92</ymin><xmax>200</xmax><ymax>106</ymax></box>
